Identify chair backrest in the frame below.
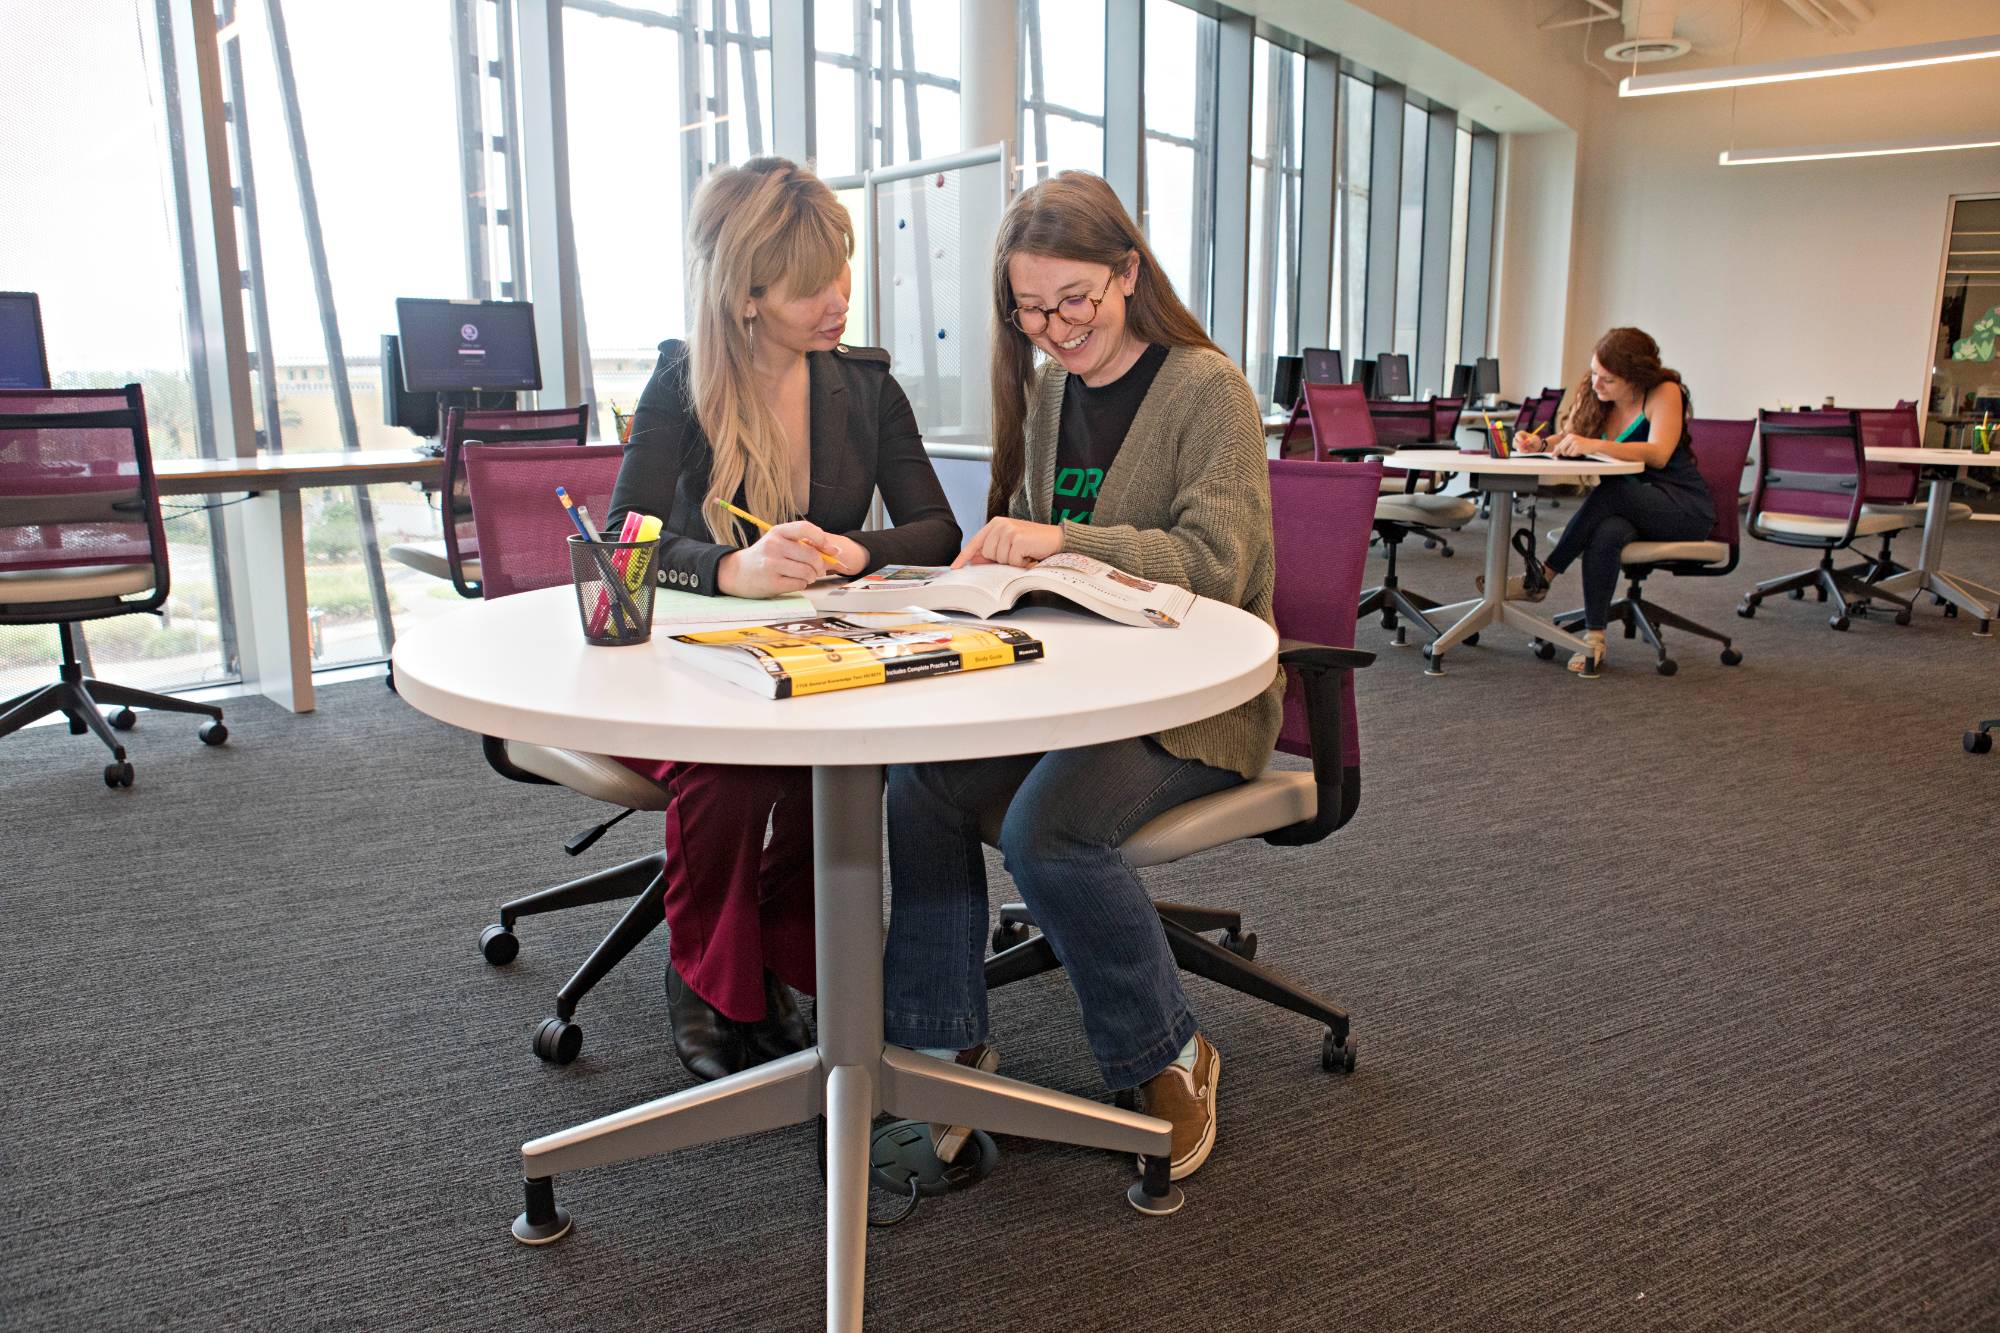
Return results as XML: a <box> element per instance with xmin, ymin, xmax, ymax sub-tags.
<box><xmin>1366</xmin><ymin>398</ymin><xmax>1437</xmax><ymax>449</ymax></box>
<box><xmin>1300</xmin><ymin>381</ymin><xmax>1376</xmax><ymax>461</ymax></box>
<box><xmin>1750</xmin><ymin>408</ymin><xmax>1865</xmax><ymax>543</ymax></box>
<box><xmin>0</xmin><ymin>384</ymin><xmax>168</xmax><ymax>623</ymax></box>
<box><xmin>1854</xmin><ymin>404</ymin><xmax>1922</xmax><ymax>505</ymax></box>
<box><xmin>441</xmin><ymin>403</ymin><xmax>592</xmax><ymax>596</ymax></box>
<box><xmin>460</xmin><ymin>442</ymin><xmax>626</xmax><ymax>600</ymax></box>
<box><xmin>1268</xmin><ymin>458</ymin><xmax>1380</xmax><ymax>794</ymax></box>
<box><xmin>1511</xmin><ymin>390</ymin><xmax>1552</xmax><ymax>434</ymax></box>
<box><xmin>1431</xmin><ymin>395</ymin><xmax>1465</xmax><ymax>441</ymax></box>
<box><xmin>1684</xmin><ymin>417</ymin><xmax>1756</xmax><ymax>547</ymax></box>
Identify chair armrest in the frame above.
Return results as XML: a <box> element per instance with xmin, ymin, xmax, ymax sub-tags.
<box><xmin>482</xmin><ymin>734</ymin><xmax>556</xmax><ymax>786</ymax></box>
<box><xmin>1323</xmin><ymin>446</ymin><xmax>1394</xmax><ymax>461</ymax></box>
<box><xmin>1265</xmin><ymin>639</ymin><xmax>1373</xmax><ymax>846</ymax></box>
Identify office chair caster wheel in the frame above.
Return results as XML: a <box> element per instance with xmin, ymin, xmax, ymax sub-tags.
<box><xmin>110</xmin><ymin>707</ymin><xmax>137</xmax><ymax>731</ymax></box>
<box><xmin>1321</xmin><ymin>1029</ymin><xmax>1357</xmax><ymax>1074</ymax></box>
<box><xmin>1656</xmin><ymin>658</ymin><xmax>1678</xmax><ymax>677</ymax></box>
<box><xmin>1439</xmin><ymin>545</ymin><xmax>1454</xmax><ymax>559</ymax></box>
<box><xmin>1894</xmin><ymin>608</ymin><xmax>1913</xmax><ymax>626</ymax></box>
<box><xmin>1465</xmin><ymin>633</ymin><xmax>1480</xmax><ymax>647</ymax></box>
<box><xmin>1786</xmin><ymin>587</ymin><xmax>1804</xmax><ymax>600</ymax></box>
<box><xmin>103</xmin><ymin>761</ymin><xmax>135</xmax><ymax>789</ymax></box>
<box><xmin>990</xmin><ymin>920</ymin><xmax>1032</xmax><ymax>953</ymax></box>
<box><xmin>1815</xmin><ymin>587</ymin><xmax>1828</xmax><ymax>602</ymax></box>
<box><xmin>1967</xmin><ymin>730</ymin><xmax>1993</xmax><ymax>755</ymax></box>
<box><xmin>1379</xmin><ymin>612</ymin><xmax>1396</xmax><ymax>631</ymax></box>
<box><xmin>1532</xmin><ymin>639</ymin><xmax>1556</xmax><ymax>661</ymax></box>
<box><xmin>480</xmin><ymin>923</ymin><xmax>519</xmax><ymax>965</ymax></box>
<box><xmin>1829</xmin><ymin>615</ymin><xmax>1850</xmax><ymax>632</ymax></box>
<box><xmin>1943</xmin><ymin>603</ymin><xmax>1959</xmax><ymax>619</ymax></box>
<box><xmin>385</xmin><ymin>668</ymin><xmax>398</xmax><ymax>693</ymax></box>
<box><xmin>198</xmin><ymin>720</ymin><xmax>228</xmax><ymax>746</ymax></box>
<box><xmin>69</xmin><ymin>716</ymin><xmax>87</xmax><ymax>734</ymax></box>
<box><xmin>1736</xmin><ymin>601</ymin><xmax>1755</xmax><ymax>619</ymax></box>
<box><xmin>1720</xmin><ymin>647</ymin><xmax>1743</xmax><ymax>666</ymax></box>
<box><xmin>532</xmin><ymin>1017</ymin><xmax>582</xmax><ymax>1065</ymax></box>
<box><xmin>1222</xmin><ymin>930</ymin><xmax>1258</xmax><ymax>960</ymax></box>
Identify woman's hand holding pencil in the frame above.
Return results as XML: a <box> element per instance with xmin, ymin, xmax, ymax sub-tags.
<box><xmin>713</xmin><ymin>498</ymin><xmax>868</xmax><ymax>597</ymax></box>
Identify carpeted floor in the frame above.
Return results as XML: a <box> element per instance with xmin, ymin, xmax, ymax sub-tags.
<box><xmin>4</xmin><ymin>519</ymin><xmax>1998</xmax><ymax>1331</ymax></box>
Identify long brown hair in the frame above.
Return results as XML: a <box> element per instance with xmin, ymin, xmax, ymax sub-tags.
<box><xmin>1561</xmin><ymin>326</ymin><xmax>1684</xmax><ymax>439</ymax></box>
<box><xmin>986</xmin><ymin>171</ymin><xmax>1221</xmax><ymax>518</ymax></box>
<box><xmin>685</xmin><ymin>158</ymin><xmax>853</xmax><ymax>543</ymax></box>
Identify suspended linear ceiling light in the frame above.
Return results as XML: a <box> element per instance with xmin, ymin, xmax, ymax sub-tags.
<box><xmin>1621</xmin><ymin>32</ymin><xmax>2000</xmax><ymax>96</ymax></box>
<box><xmin>1718</xmin><ymin>133</ymin><xmax>2000</xmax><ymax>165</ymax></box>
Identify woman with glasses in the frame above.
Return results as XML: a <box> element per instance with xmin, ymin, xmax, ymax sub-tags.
<box><xmin>606</xmin><ymin>158</ymin><xmax>959</xmax><ymax>1084</ymax></box>
<box><xmin>880</xmin><ymin>171</ymin><xmax>1282</xmax><ymax>1191</ymax></box>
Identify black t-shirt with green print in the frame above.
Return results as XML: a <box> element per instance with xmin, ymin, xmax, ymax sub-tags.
<box><xmin>1053</xmin><ymin>342</ymin><xmax>1169</xmax><ymax>525</ymax></box>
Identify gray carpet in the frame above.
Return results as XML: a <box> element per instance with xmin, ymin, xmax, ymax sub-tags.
<box><xmin>5</xmin><ymin>519</ymin><xmax>2000</xmax><ymax>1331</ymax></box>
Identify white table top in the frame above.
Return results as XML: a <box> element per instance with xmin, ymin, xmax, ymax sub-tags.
<box><xmin>391</xmin><ymin>586</ymin><xmax>1279</xmax><ymax>766</ymax></box>
<box><xmin>152</xmin><ymin>449</ymin><xmax>442</xmax><ymax>495</ymax></box>
<box><xmin>1864</xmin><ymin>447</ymin><xmax>2000</xmax><ymax>467</ymax></box>
<box><xmin>1377</xmin><ymin>448</ymin><xmax>1642</xmax><ymax>477</ymax></box>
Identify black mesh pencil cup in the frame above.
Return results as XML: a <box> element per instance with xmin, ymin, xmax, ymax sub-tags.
<box><xmin>568</xmin><ymin>535</ymin><xmax>660</xmax><ymax>645</ymax></box>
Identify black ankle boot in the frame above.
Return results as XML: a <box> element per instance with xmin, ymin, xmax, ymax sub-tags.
<box><xmin>665</xmin><ymin>959</ymin><xmax>748</xmax><ymax>1083</ymax></box>
<box><xmin>737</xmin><ymin>971</ymin><xmax>814</xmax><ymax>1065</ymax></box>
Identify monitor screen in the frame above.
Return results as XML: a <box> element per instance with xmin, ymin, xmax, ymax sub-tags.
<box><xmin>1450</xmin><ymin>363</ymin><xmax>1474</xmax><ymax>398</ymax></box>
<box><xmin>395</xmin><ymin>298</ymin><xmax>541</xmax><ymax>392</ymax></box>
<box><xmin>0</xmin><ymin>292</ymin><xmax>51</xmax><ymax>390</ymax></box>
<box><xmin>1474</xmin><ymin>356</ymin><xmax>1500</xmax><ymax>397</ymax></box>
<box><xmin>1272</xmin><ymin>355</ymin><xmax>1303</xmax><ymax>410</ymax></box>
<box><xmin>1301</xmin><ymin>347</ymin><xmax>1343</xmax><ymax>385</ymax></box>
<box><xmin>1374</xmin><ymin>353</ymin><xmax>1411</xmax><ymax>399</ymax></box>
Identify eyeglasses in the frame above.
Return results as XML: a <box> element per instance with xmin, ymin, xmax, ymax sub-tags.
<box><xmin>1008</xmin><ymin>274</ymin><xmax>1117</xmax><ymax>336</ymax></box>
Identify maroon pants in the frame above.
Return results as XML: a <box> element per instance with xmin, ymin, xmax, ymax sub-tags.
<box><xmin>615</xmin><ymin>759</ymin><xmax>815</xmax><ymax>1022</ymax></box>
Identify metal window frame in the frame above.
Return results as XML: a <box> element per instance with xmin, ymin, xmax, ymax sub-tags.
<box><xmin>1415</xmin><ymin>103</ymin><xmax>1456</xmax><ymax>397</ymax></box>
<box><xmin>1362</xmin><ymin>79</ymin><xmax>1404</xmax><ymax>360</ymax></box>
<box><xmin>1460</xmin><ymin>129</ymin><xmax>1499</xmax><ymax>365</ymax></box>
<box><xmin>1208</xmin><ymin>8</ymin><xmax>1252</xmax><ymax>364</ymax></box>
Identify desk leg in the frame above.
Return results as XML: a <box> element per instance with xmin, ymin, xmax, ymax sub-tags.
<box><xmin>1870</xmin><ymin>475</ymin><xmax>1998</xmax><ymax>633</ymax></box>
<box><xmin>238</xmin><ymin>491</ymin><xmax>315</xmax><ymax>713</ymax></box>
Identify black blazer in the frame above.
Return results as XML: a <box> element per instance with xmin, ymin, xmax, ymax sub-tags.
<box><xmin>608</xmin><ymin>340</ymin><xmax>961</xmax><ymax>594</ymax></box>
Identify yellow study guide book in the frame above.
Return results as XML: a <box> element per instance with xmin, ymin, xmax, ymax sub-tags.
<box><xmin>667</xmin><ymin>614</ymin><xmax>1044</xmax><ymax>699</ymax></box>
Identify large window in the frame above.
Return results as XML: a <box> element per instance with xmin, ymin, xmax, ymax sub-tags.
<box><xmin>814</xmin><ymin>0</ymin><xmax>960</xmax><ymax>179</ymax></box>
<box><xmin>1019</xmin><ymin>0</ymin><xmax>1107</xmax><ymax>184</ymax></box>
<box><xmin>1334</xmin><ymin>74</ymin><xmax>1372</xmax><ymax>358</ymax></box>
<box><xmin>1141</xmin><ymin>0</ymin><xmax>1217</xmax><ymax>322</ymax></box>
<box><xmin>1391</xmin><ymin>101</ymin><xmax>1427</xmax><ymax>364</ymax></box>
<box><xmin>0</xmin><ymin>0</ymin><xmax>234</xmax><ymax>698</ymax></box>
<box><xmin>1246</xmin><ymin>37</ymin><xmax>1304</xmax><ymax>409</ymax></box>
<box><xmin>1443</xmin><ymin>127</ymin><xmax>1473</xmax><ymax>389</ymax></box>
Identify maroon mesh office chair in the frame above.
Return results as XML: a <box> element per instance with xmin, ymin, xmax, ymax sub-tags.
<box><xmin>0</xmin><ymin>385</ymin><xmax>225</xmax><ymax>787</ymax></box>
<box><xmin>985</xmin><ymin>458</ymin><xmax>1381</xmax><ymax>1075</ymax></box>
<box><xmin>1736</xmin><ymin>409</ymin><xmax>1914</xmax><ymax>631</ymax></box>
<box><xmin>1844</xmin><ymin>404</ymin><xmax>1968</xmax><ymax>591</ymax></box>
<box><xmin>386</xmin><ymin>403</ymin><xmax>591</xmax><ymax>598</ymax></box>
<box><xmin>454</xmin><ymin>442</ymin><xmax>673</xmax><ymax>1066</ymax></box>
<box><xmin>1547</xmin><ymin>417</ymin><xmax>1755</xmax><ymax>675</ymax></box>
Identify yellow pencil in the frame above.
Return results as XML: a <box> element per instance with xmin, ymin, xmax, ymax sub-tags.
<box><xmin>713</xmin><ymin>498</ymin><xmax>840</xmax><ymax>564</ymax></box>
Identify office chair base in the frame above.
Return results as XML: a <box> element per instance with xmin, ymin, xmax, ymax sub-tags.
<box><xmin>1323</xmin><ymin>1030</ymin><xmax>1359</xmax><ymax>1073</ymax></box>
<box><xmin>1737</xmin><ymin>557</ymin><xmax>1913</xmax><ymax>631</ymax></box>
<box><xmin>1965</xmin><ymin>724</ymin><xmax>1995</xmax><ymax>755</ymax></box>
<box><xmin>868</xmin><ymin>1119</ymin><xmax>998</xmax><ymax>1200</ymax></box>
<box><xmin>1553</xmin><ymin>587</ymin><xmax>1743</xmax><ymax>675</ymax></box>
<box><xmin>533</xmin><ymin>1017</ymin><xmax>584</xmax><ymax>1066</ymax></box>
<box><xmin>0</xmin><ymin>664</ymin><xmax>226</xmax><ymax>782</ymax></box>
<box><xmin>512</xmin><ymin>1177</ymin><xmax>573</xmax><ymax>1245</ymax></box>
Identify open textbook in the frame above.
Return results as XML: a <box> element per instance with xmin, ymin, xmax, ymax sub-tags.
<box><xmin>667</xmin><ymin>613</ymin><xmax>1044</xmax><ymax>699</ymax></box>
<box><xmin>809</xmin><ymin>552</ymin><xmax>1195</xmax><ymax>628</ymax></box>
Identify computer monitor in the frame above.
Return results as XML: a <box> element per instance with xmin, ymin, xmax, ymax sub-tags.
<box><xmin>1301</xmin><ymin>347</ymin><xmax>1343</xmax><ymax>385</ymax></box>
<box><xmin>395</xmin><ymin>297</ymin><xmax>541</xmax><ymax>393</ymax></box>
<box><xmin>1373</xmin><ymin>353</ymin><xmax>1411</xmax><ymax>399</ymax></box>
<box><xmin>1351</xmin><ymin>357</ymin><xmax>1375</xmax><ymax>398</ymax></box>
<box><xmin>0</xmin><ymin>292</ymin><xmax>51</xmax><ymax>390</ymax></box>
<box><xmin>1272</xmin><ymin>355</ymin><xmax>1303</xmax><ymax>411</ymax></box>
<box><xmin>1450</xmin><ymin>363</ymin><xmax>1474</xmax><ymax>398</ymax></box>
<box><xmin>1474</xmin><ymin>356</ymin><xmax>1501</xmax><ymax>398</ymax></box>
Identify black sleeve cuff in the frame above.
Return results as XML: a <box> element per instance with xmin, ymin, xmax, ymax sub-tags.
<box><xmin>653</xmin><ymin>536</ymin><xmax>730</xmax><ymax>595</ymax></box>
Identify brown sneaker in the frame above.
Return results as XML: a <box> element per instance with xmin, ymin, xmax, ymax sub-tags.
<box><xmin>1135</xmin><ymin>1033</ymin><xmax>1220</xmax><ymax>1181</ymax></box>
<box><xmin>930</xmin><ymin>1043</ymin><xmax>999</xmax><ymax>1163</ymax></box>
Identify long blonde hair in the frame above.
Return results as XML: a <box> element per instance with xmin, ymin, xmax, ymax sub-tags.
<box><xmin>685</xmin><ymin>157</ymin><xmax>854</xmax><ymax>543</ymax></box>
<box><xmin>987</xmin><ymin>171</ymin><xmax>1223</xmax><ymax>518</ymax></box>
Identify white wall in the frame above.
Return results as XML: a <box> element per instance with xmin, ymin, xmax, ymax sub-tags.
<box><xmin>1494</xmin><ymin>130</ymin><xmax>1581</xmax><ymax>402</ymax></box>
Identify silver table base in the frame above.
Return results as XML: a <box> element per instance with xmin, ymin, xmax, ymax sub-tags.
<box><xmin>1422</xmin><ymin>478</ymin><xmax>1593</xmax><ymax>675</ymax></box>
<box><xmin>513</xmin><ymin>764</ymin><xmax>1174</xmax><ymax>1331</ymax></box>
<box><xmin>1870</xmin><ymin>475</ymin><xmax>1997</xmax><ymax>635</ymax></box>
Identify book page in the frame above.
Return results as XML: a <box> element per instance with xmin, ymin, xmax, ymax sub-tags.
<box><xmin>1021</xmin><ymin>553</ymin><xmax>1196</xmax><ymax>628</ymax></box>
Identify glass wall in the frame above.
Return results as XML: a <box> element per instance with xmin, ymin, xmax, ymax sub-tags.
<box><xmin>1246</xmin><ymin>37</ymin><xmax>1304</xmax><ymax>409</ymax></box>
<box><xmin>0</xmin><ymin>0</ymin><xmax>234</xmax><ymax>698</ymax></box>
<box><xmin>1142</xmin><ymin>0</ymin><xmax>1217</xmax><ymax>322</ymax></box>
<box><xmin>1019</xmin><ymin>0</ymin><xmax>1107</xmax><ymax>184</ymax></box>
<box><xmin>814</xmin><ymin>0</ymin><xmax>960</xmax><ymax>178</ymax></box>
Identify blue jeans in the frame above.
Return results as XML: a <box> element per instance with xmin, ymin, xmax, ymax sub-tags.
<box><xmin>882</xmin><ymin>736</ymin><xmax>1243</xmax><ymax>1090</ymax></box>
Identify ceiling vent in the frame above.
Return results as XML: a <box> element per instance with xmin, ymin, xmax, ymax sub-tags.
<box><xmin>1607</xmin><ymin>0</ymin><xmax>1691</xmax><ymax>62</ymax></box>
<box><xmin>1605</xmin><ymin>34</ymin><xmax>1694</xmax><ymax>61</ymax></box>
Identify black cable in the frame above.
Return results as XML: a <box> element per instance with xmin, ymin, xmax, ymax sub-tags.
<box><xmin>161</xmin><ymin>495</ymin><xmax>256</xmax><ymax>521</ymax></box>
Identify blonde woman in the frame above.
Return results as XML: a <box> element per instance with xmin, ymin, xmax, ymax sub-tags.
<box><xmin>881</xmin><ymin>172</ymin><xmax>1281</xmax><ymax>1187</ymax></box>
<box><xmin>607</xmin><ymin>158</ymin><xmax>959</xmax><ymax>1083</ymax></box>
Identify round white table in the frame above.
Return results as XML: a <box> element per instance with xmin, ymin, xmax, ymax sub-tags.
<box><xmin>1378</xmin><ymin>450</ymin><xmax>1643</xmax><ymax>675</ymax></box>
<box><xmin>392</xmin><ymin>586</ymin><xmax>1279</xmax><ymax>1332</ymax></box>
<box><xmin>1861</xmin><ymin>446</ymin><xmax>2000</xmax><ymax>634</ymax></box>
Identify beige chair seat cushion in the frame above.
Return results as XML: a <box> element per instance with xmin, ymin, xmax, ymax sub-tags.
<box><xmin>1754</xmin><ymin>510</ymin><xmax>1906</xmax><ymax>540</ymax></box>
<box><xmin>1376</xmin><ymin>493</ymin><xmax>1476</xmax><ymax>528</ymax></box>
<box><xmin>976</xmin><ymin>767</ymin><xmax>1316</xmax><ymax>869</ymax></box>
<box><xmin>0</xmin><ymin>562</ymin><xmax>154</xmax><ymax>604</ymax></box>
<box><xmin>387</xmin><ymin>540</ymin><xmax>478</xmax><ymax>584</ymax></box>
<box><xmin>1860</xmin><ymin>500</ymin><xmax>1973</xmax><ymax>526</ymax></box>
<box><xmin>1619</xmin><ymin>539</ymin><xmax>1729</xmax><ymax>565</ymax></box>
<box><xmin>503</xmin><ymin>742</ymin><xmax>673</xmax><ymax>810</ymax></box>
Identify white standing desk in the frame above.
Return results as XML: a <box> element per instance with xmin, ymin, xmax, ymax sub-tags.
<box><xmin>390</xmin><ymin>587</ymin><xmax>1280</xmax><ymax>1332</ymax></box>
<box><xmin>153</xmin><ymin>450</ymin><xmax>443</xmax><ymax>711</ymax></box>
<box><xmin>1378</xmin><ymin>450</ymin><xmax>1642</xmax><ymax>676</ymax></box>
<box><xmin>1860</xmin><ymin>447</ymin><xmax>2000</xmax><ymax>635</ymax></box>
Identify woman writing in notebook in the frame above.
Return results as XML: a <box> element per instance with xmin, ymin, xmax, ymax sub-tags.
<box><xmin>1514</xmin><ymin>327</ymin><xmax>1715</xmax><ymax>678</ymax></box>
<box><xmin>879</xmin><ymin>172</ymin><xmax>1282</xmax><ymax>1190</ymax></box>
<box><xmin>606</xmin><ymin>158</ymin><xmax>958</xmax><ymax>1082</ymax></box>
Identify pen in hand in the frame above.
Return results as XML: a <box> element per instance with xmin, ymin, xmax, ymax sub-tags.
<box><xmin>713</xmin><ymin>498</ymin><xmax>842</xmax><ymax>565</ymax></box>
